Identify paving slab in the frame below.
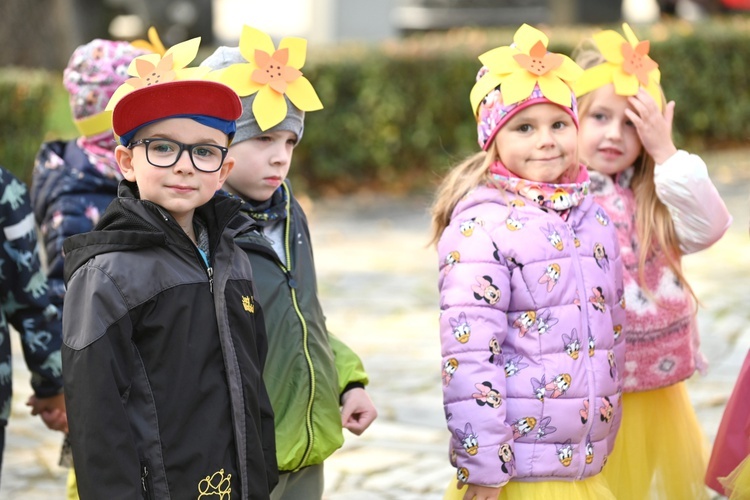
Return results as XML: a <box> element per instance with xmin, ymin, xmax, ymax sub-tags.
<box><xmin>1</xmin><ymin>148</ymin><xmax>748</xmax><ymax>498</ymax></box>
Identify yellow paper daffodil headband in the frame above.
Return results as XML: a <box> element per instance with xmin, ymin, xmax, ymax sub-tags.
<box><xmin>471</xmin><ymin>24</ymin><xmax>583</xmax><ymax>150</ymax></box>
<box><xmin>105</xmin><ymin>36</ymin><xmax>241</xmax><ymax>144</ymax></box>
<box><xmin>106</xmin><ymin>36</ymin><xmax>210</xmax><ymax>113</ymax></box>
<box><xmin>204</xmin><ymin>25</ymin><xmax>323</xmax><ymax>132</ymax></box>
<box><xmin>574</xmin><ymin>23</ymin><xmax>663</xmax><ymax>110</ymax></box>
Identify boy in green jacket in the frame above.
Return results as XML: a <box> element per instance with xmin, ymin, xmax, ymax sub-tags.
<box><xmin>201</xmin><ymin>25</ymin><xmax>377</xmax><ymax>499</ymax></box>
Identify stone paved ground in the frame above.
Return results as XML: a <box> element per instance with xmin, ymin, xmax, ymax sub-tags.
<box><xmin>1</xmin><ymin>149</ymin><xmax>748</xmax><ymax>499</ymax></box>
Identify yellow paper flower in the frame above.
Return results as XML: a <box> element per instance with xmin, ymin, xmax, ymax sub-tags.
<box><xmin>470</xmin><ymin>24</ymin><xmax>582</xmax><ymax>116</ymax></box>
<box><xmin>106</xmin><ymin>37</ymin><xmax>210</xmax><ymax>111</ymax></box>
<box><xmin>574</xmin><ymin>23</ymin><xmax>663</xmax><ymax>110</ymax></box>
<box><xmin>131</xmin><ymin>26</ymin><xmax>167</xmax><ymax>56</ymax></box>
<box><xmin>207</xmin><ymin>25</ymin><xmax>323</xmax><ymax>131</ymax></box>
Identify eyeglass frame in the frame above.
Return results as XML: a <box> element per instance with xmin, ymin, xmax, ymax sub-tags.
<box><xmin>127</xmin><ymin>138</ymin><xmax>229</xmax><ymax>173</ymax></box>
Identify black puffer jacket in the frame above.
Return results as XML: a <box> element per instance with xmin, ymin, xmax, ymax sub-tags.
<box><xmin>62</xmin><ymin>181</ymin><xmax>277</xmax><ymax>499</ymax></box>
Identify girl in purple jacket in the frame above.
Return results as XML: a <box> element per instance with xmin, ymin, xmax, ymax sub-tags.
<box><xmin>573</xmin><ymin>24</ymin><xmax>732</xmax><ymax>500</ymax></box>
<box><xmin>431</xmin><ymin>24</ymin><xmax>625</xmax><ymax>500</ymax></box>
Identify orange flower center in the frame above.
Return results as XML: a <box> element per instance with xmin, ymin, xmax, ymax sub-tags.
<box><xmin>251</xmin><ymin>48</ymin><xmax>302</xmax><ymax>94</ymax></box>
<box><xmin>144</xmin><ymin>72</ymin><xmax>162</xmax><ymax>86</ymax></box>
<box><xmin>514</xmin><ymin>41</ymin><xmax>563</xmax><ymax>76</ymax></box>
<box><xmin>128</xmin><ymin>54</ymin><xmax>177</xmax><ymax>89</ymax></box>
<box><xmin>620</xmin><ymin>41</ymin><xmax>658</xmax><ymax>86</ymax></box>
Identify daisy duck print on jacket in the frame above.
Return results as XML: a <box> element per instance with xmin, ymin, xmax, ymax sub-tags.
<box><xmin>433</xmin><ymin>24</ymin><xmax>626</xmax><ymax>494</ymax></box>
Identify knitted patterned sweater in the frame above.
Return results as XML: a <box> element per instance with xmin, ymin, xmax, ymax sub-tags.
<box><xmin>588</xmin><ymin>150</ymin><xmax>732</xmax><ymax>392</ymax></box>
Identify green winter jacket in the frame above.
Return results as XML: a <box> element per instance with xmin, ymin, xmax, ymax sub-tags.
<box><xmin>231</xmin><ymin>181</ymin><xmax>368</xmax><ymax>473</ymax></box>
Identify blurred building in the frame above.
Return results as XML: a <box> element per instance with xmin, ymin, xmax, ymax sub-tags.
<box><xmin>213</xmin><ymin>0</ymin><xmax>398</xmax><ymax>44</ymax></box>
<box><xmin>0</xmin><ymin>0</ymin><xmax>733</xmax><ymax>69</ymax></box>
<box><xmin>211</xmin><ymin>0</ymin><xmax>623</xmax><ymax>45</ymax></box>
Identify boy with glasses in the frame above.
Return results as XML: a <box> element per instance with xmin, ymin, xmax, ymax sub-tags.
<box><xmin>60</xmin><ymin>39</ymin><xmax>277</xmax><ymax>499</ymax></box>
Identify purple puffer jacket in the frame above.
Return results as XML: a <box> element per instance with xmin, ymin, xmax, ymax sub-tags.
<box><xmin>438</xmin><ymin>184</ymin><xmax>625</xmax><ymax>488</ymax></box>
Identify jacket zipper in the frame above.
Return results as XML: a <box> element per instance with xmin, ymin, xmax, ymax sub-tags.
<box><xmin>278</xmin><ymin>185</ymin><xmax>316</xmax><ymax>472</ymax></box>
<box><xmin>141</xmin><ymin>463</ymin><xmax>153</xmax><ymax>499</ymax></box>
<box><xmin>287</xmin><ymin>277</ymin><xmax>316</xmax><ymax>471</ymax></box>
<box><xmin>154</xmin><ymin>199</ymin><xmax>243</xmax><ymax>296</ymax></box>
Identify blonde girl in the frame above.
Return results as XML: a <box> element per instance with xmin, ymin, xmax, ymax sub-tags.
<box><xmin>573</xmin><ymin>23</ymin><xmax>732</xmax><ymax>500</ymax></box>
<box><xmin>433</xmin><ymin>24</ymin><xmax>625</xmax><ymax>500</ymax></box>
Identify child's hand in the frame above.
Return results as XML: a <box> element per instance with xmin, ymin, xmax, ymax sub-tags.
<box><xmin>26</xmin><ymin>394</ymin><xmax>68</xmax><ymax>433</ymax></box>
<box><xmin>460</xmin><ymin>482</ymin><xmax>501</xmax><ymax>500</ymax></box>
<box><xmin>625</xmin><ymin>89</ymin><xmax>677</xmax><ymax>165</ymax></box>
<box><xmin>340</xmin><ymin>387</ymin><xmax>377</xmax><ymax>435</ymax></box>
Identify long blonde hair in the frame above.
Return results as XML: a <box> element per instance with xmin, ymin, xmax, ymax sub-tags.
<box><xmin>574</xmin><ymin>46</ymin><xmax>696</xmax><ymax>301</ymax></box>
<box><xmin>429</xmin><ymin>151</ymin><xmax>495</xmax><ymax>246</ymax></box>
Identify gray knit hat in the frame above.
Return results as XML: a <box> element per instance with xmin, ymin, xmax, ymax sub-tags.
<box><xmin>200</xmin><ymin>46</ymin><xmax>305</xmax><ymax>144</ymax></box>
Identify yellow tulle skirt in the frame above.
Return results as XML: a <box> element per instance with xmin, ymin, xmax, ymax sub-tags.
<box><xmin>444</xmin><ymin>474</ymin><xmax>615</xmax><ymax>500</ymax></box>
<box><xmin>67</xmin><ymin>468</ymin><xmax>79</xmax><ymax>500</ymax></box>
<box><xmin>720</xmin><ymin>455</ymin><xmax>750</xmax><ymax>499</ymax></box>
<box><xmin>602</xmin><ymin>382</ymin><xmax>710</xmax><ymax>500</ymax></box>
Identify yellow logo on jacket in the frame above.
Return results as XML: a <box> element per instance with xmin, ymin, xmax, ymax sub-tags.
<box><xmin>198</xmin><ymin>468</ymin><xmax>231</xmax><ymax>498</ymax></box>
<box><xmin>243</xmin><ymin>295</ymin><xmax>255</xmax><ymax>313</ymax></box>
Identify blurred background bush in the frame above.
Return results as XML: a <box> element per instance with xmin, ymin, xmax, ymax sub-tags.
<box><xmin>297</xmin><ymin>18</ymin><xmax>750</xmax><ymax>195</ymax></box>
<box><xmin>1</xmin><ymin>5</ymin><xmax>748</xmax><ymax>194</ymax></box>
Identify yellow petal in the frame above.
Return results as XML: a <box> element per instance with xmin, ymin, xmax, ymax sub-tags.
<box><xmin>130</xmin><ymin>40</ymin><xmax>154</xmax><ymax>53</ymax></box>
<box><xmin>513</xmin><ymin>24</ymin><xmax>548</xmax><ymax>55</ymax></box>
<box><xmin>478</xmin><ymin>46</ymin><xmax>518</xmax><ymax>74</ymax></box>
<box><xmin>240</xmin><ymin>25</ymin><xmax>276</xmax><ymax>64</ymax></box>
<box><xmin>593</xmin><ymin>30</ymin><xmax>627</xmax><ymax>64</ymax></box>
<box><xmin>612</xmin><ymin>69</ymin><xmax>639</xmax><ymax>96</ymax></box>
<box><xmin>621</xmin><ymin>23</ymin><xmax>640</xmax><ymax>47</ymax></box>
<box><xmin>175</xmin><ymin>66</ymin><xmax>211</xmax><ymax>81</ymax></box>
<box><xmin>470</xmin><ymin>73</ymin><xmax>502</xmax><ymax>114</ymax></box>
<box><xmin>148</xmin><ymin>27</ymin><xmax>167</xmax><ymax>55</ymax></box>
<box><xmin>286</xmin><ymin>77</ymin><xmax>323</xmax><ymax>111</ymax></box>
<box><xmin>219</xmin><ymin>63</ymin><xmax>262</xmax><ymax>96</ymax></box>
<box><xmin>537</xmin><ymin>75</ymin><xmax>572</xmax><ymax>108</ymax></box>
<box><xmin>131</xmin><ymin>26</ymin><xmax>167</xmax><ymax>55</ymax></box>
<box><xmin>554</xmin><ymin>56</ymin><xmax>584</xmax><ymax>84</ymax></box>
<box><xmin>105</xmin><ymin>85</ymin><xmax>132</xmax><ymax>111</ymax></box>
<box><xmin>574</xmin><ymin>64</ymin><xmax>614</xmax><ymax>97</ymax></box>
<box><xmin>253</xmin><ymin>85</ymin><xmax>288</xmax><ymax>131</ymax></box>
<box><xmin>501</xmin><ymin>70</ymin><xmax>537</xmax><ymax>106</ymax></box>
<box><xmin>652</xmin><ymin>66</ymin><xmax>661</xmax><ymax>84</ymax></box>
<box><xmin>165</xmin><ymin>37</ymin><xmax>201</xmax><ymax>70</ymax></box>
<box><xmin>279</xmin><ymin>37</ymin><xmax>307</xmax><ymax>70</ymax></box>
<box><xmin>204</xmin><ymin>67</ymin><xmax>226</xmax><ymax>83</ymax></box>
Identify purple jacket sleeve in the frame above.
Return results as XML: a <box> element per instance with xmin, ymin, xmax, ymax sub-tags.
<box><xmin>438</xmin><ymin>215</ymin><xmax>514</xmax><ymax>488</ymax></box>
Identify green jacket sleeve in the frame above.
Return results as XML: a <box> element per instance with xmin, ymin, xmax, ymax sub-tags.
<box><xmin>328</xmin><ymin>332</ymin><xmax>369</xmax><ymax>395</ymax></box>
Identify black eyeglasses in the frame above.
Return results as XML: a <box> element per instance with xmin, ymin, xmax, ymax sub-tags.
<box><xmin>127</xmin><ymin>138</ymin><xmax>228</xmax><ymax>173</ymax></box>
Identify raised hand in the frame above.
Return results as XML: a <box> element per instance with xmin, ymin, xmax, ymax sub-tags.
<box><xmin>625</xmin><ymin>88</ymin><xmax>677</xmax><ymax>165</ymax></box>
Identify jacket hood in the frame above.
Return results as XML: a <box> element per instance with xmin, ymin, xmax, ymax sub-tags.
<box><xmin>62</xmin><ymin>181</ymin><xmax>245</xmax><ymax>283</ymax></box>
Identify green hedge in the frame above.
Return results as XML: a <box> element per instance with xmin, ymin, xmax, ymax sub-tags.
<box><xmin>294</xmin><ymin>18</ymin><xmax>750</xmax><ymax>194</ymax></box>
<box><xmin>2</xmin><ymin>18</ymin><xmax>749</xmax><ymax>193</ymax></box>
<box><xmin>0</xmin><ymin>68</ymin><xmax>55</xmax><ymax>184</ymax></box>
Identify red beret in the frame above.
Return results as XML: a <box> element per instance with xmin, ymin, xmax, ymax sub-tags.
<box><xmin>112</xmin><ymin>80</ymin><xmax>242</xmax><ymax>138</ymax></box>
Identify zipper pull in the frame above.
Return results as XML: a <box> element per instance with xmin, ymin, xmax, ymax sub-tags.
<box><xmin>141</xmin><ymin>465</ymin><xmax>149</xmax><ymax>492</ymax></box>
<box><xmin>208</xmin><ymin>266</ymin><xmax>214</xmax><ymax>293</ymax></box>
